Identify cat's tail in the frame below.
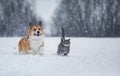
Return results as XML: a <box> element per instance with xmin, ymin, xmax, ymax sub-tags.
<box><xmin>61</xmin><ymin>27</ymin><xmax>65</xmax><ymax>40</ymax></box>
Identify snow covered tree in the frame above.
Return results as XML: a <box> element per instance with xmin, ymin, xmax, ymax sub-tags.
<box><xmin>52</xmin><ymin>0</ymin><xmax>120</xmax><ymax>37</ymax></box>
<box><xmin>0</xmin><ymin>0</ymin><xmax>37</xmax><ymax>36</ymax></box>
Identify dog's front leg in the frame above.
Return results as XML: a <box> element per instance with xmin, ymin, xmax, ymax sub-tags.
<box><xmin>38</xmin><ymin>47</ymin><xmax>44</xmax><ymax>55</ymax></box>
<box><xmin>32</xmin><ymin>49</ymin><xmax>37</xmax><ymax>55</ymax></box>
<box><xmin>38</xmin><ymin>42</ymin><xmax>44</xmax><ymax>55</ymax></box>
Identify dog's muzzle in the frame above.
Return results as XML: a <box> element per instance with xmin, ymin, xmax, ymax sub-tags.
<box><xmin>34</xmin><ymin>31</ymin><xmax>41</xmax><ymax>36</ymax></box>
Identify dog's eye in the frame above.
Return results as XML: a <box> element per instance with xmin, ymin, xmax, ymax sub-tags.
<box><xmin>38</xmin><ymin>28</ymin><xmax>40</xmax><ymax>30</ymax></box>
<box><xmin>34</xmin><ymin>29</ymin><xmax>36</xmax><ymax>31</ymax></box>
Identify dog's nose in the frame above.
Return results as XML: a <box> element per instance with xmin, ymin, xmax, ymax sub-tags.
<box><xmin>37</xmin><ymin>31</ymin><xmax>40</xmax><ymax>34</ymax></box>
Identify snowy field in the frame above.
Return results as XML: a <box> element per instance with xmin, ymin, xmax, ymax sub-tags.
<box><xmin>0</xmin><ymin>37</ymin><xmax>120</xmax><ymax>76</ymax></box>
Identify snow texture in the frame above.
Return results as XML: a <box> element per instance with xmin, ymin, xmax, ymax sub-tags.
<box><xmin>0</xmin><ymin>37</ymin><xmax>120</xmax><ymax>76</ymax></box>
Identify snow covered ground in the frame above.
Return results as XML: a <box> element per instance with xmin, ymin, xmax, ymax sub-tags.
<box><xmin>0</xmin><ymin>37</ymin><xmax>120</xmax><ymax>76</ymax></box>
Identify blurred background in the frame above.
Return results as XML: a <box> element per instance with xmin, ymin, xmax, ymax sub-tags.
<box><xmin>0</xmin><ymin>0</ymin><xmax>120</xmax><ymax>37</ymax></box>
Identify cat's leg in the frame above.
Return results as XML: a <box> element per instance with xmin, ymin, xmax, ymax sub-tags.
<box><xmin>63</xmin><ymin>50</ymin><xmax>68</xmax><ymax>56</ymax></box>
<box><xmin>62</xmin><ymin>50</ymin><xmax>68</xmax><ymax>56</ymax></box>
<box><xmin>64</xmin><ymin>53</ymin><xmax>68</xmax><ymax>55</ymax></box>
<box><xmin>61</xmin><ymin>47</ymin><xmax>67</xmax><ymax>56</ymax></box>
<box><xmin>57</xmin><ymin>45</ymin><xmax>61</xmax><ymax>55</ymax></box>
<box><xmin>63</xmin><ymin>52</ymin><xmax>69</xmax><ymax>56</ymax></box>
<box><xmin>57</xmin><ymin>50</ymin><xmax>61</xmax><ymax>55</ymax></box>
<box><xmin>66</xmin><ymin>47</ymin><xmax>70</xmax><ymax>55</ymax></box>
<box><xmin>67</xmin><ymin>47</ymin><xmax>70</xmax><ymax>54</ymax></box>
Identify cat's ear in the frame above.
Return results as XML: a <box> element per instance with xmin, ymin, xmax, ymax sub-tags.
<box><xmin>68</xmin><ymin>39</ymin><xmax>70</xmax><ymax>41</ymax></box>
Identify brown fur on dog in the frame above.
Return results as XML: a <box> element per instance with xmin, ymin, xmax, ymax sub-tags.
<box><xmin>18</xmin><ymin>36</ymin><xmax>31</xmax><ymax>53</ymax></box>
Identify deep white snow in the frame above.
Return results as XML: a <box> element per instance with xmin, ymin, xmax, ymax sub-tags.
<box><xmin>0</xmin><ymin>37</ymin><xmax>120</xmax><ymax>76</ymax></box>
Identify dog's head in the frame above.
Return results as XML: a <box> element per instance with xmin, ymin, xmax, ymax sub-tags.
<box><xmin>28</xmin><ymin>21</ymin><xmax>44</xmax><ymax>39</ymax></box>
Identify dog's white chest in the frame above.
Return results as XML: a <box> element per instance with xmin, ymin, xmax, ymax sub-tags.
<box><xmin>30</xmin><ymin>40</ymin><xmax>41</xmax><ymax>50</ymax></box>
<box><xmin>29</xmin><ymin>36</ymin><xmax>44</xmax><ymax>51</ymax></box>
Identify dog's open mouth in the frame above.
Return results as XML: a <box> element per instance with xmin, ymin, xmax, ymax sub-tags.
<box><xmin>34</xmin><ymin>33</ymin><xmax>41</xmax><ymax>37</ymax></box>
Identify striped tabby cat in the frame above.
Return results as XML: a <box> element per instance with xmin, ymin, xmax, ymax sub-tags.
<box><xmin>57</xmin><ymin>27</ymin><xmax>70</xmax><ymax>56</ymax></box>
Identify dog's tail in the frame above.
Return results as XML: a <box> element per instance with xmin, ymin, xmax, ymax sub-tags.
<box><xmin>61</xmin><ymin>27</ymin><xmax>65</xmax><ymax>40</ymax></box>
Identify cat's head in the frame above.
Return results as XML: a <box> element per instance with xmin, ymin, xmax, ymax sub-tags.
<box><xmin>62</xmin><ymin>39</ymin><xmax>70</xmax><ymax>46</ymax></box>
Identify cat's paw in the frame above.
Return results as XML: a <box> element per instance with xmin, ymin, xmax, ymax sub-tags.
<box><xmin>64</xmin><ymin>53</ymin><xmax>68</xmax><ymax>56</ymax></box>
<box><xmin>57</xmin><ymin>51</ymin><xmax>61</xmax><ymax>55</ymax></box>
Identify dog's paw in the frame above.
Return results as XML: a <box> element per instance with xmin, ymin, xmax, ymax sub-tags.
<box><xmin>32</xmin><ymin>52</ymin><xmax>37</xmax><ymax>55</ymax></box>
<box><xmin>38</xmin><ymin>51</ymin><xmax>44</xmax><ymax>56</ymax></box>
<box><xmin>31</xmin><ymin>50</ymin><xmax>37</xmax><ymax>55</ymax></box>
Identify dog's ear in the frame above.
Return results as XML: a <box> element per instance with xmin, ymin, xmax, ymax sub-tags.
<box><xmin>29</xmin><ymin>22</ymin><xmax>33</xmax><ymax>27</ymax></box>
<box><xmin>38</xmin><ymin>21</ymin><xmax>42</xmax><ymax>26</ymax></box>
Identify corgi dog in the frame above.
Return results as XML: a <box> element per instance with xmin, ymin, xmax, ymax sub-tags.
<box><xmin>18</xmin><ymin>21</ymin><xmax>44</xmax><ymax>55</ymax></box>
